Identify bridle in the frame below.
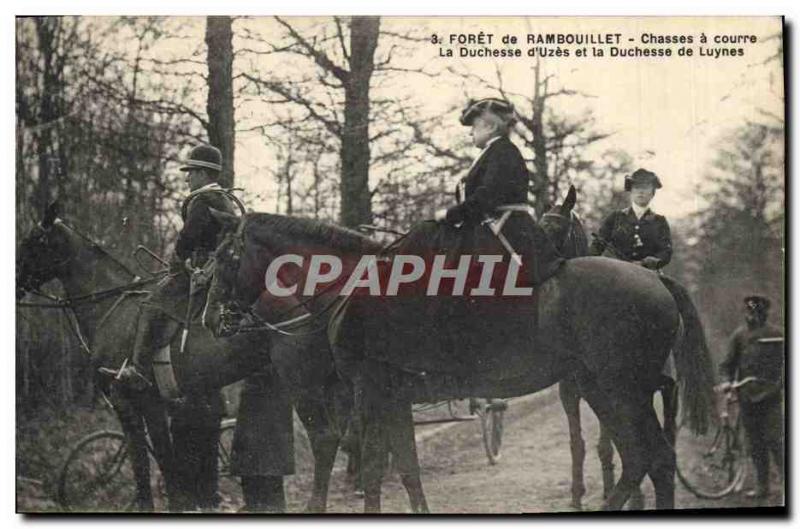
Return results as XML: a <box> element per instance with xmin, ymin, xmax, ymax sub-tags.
<box><xmin>17</xmin><ymin>218</ymin><xmax>165</xmax><ymax>359</ymax></box>
<box><xmin>17</xmin><ymin>218</ymin><xmax>162</xmax><ymax>308</ymax></box>
<box><xmin>209</xmin><ymin>221</ymin><xmax>358</xmax><ymax>338</ymax></box>
<box><xmin>542</xmin><ymin>209</ymin><xmax>583</xmax><ymax>258</ymax></box>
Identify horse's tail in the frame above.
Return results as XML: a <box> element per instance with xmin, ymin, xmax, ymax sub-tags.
<box><xmin>659</xmin><ymin>275</ymin><xmax>715</xmax><ymax>434</ymax></box>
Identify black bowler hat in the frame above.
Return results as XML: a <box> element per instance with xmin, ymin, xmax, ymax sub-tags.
<box><xmin>180</xmin><ymin>144</ymin><xmax>222</xmax><ymax>172</ymax></box>
<box><xmin>744</xmin><ymin>295</ymin><xmax>771</xmax><ymax>313</ymax></box>
<box><xmin>460</xmin><ymin>97</ymin><xmax>515</xmax><ymax>126</ymax></box>
<box><xmin>624</xmin><ymin>168</ymin><xmax>663</xmax><ymax>192</ymax></box>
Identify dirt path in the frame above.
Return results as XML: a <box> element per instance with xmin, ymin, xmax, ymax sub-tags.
<box><xmin>17</xmin><ymin>387</ymin><xmax>784</xmax><ymax>513</ymax></box>
<box><xmin>305</xmin><ymin>387</ymin><xmax>784</xmax><ymax>514</ymax></box>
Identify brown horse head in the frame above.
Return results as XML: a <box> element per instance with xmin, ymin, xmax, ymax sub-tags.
<box><xmin>17</xmin><ymin>201</ymin><xmax>73</xmax><ymax>298</ymax></box>
<box><xmin>539</xmin><ymin>185</ymin><xmax>587</xmax><ymax>259</ymax></box>
<box><xmin>203</xmin><ymin>212</ymin><xmax>381</xmax><ymax>338</ymax></box>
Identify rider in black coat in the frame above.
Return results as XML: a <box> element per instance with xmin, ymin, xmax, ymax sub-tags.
<box><xmin>438</xmin><ymin>98</ymin><xmax>563</xmax><ymax>286</ymax></box>
<box><xmin>589</xmin><ymin>168</ymin><xmax>672</xmax><ymax>270</ymax></box>
<box><xmin>120</xmin><ymin>145</ymin><xmax>293</xmax><ymax>511</ymax></box>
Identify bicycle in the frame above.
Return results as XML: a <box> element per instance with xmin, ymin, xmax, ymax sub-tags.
<box><xmin>411</xmin><ymin>398</ymin><xmax>506</xmax><ymax>466</ymax></box>
<box><xmin>471</xmin><ymin>399</ymin><xmax>507</xmax><ymax>465</ymax></box>
<box><xmin>56</xmin><ymin>418</ymin><xmax>237</xmax><ymax>511</ymax></box>
<box><xmin>674</xmin><ymin>377</ymin><xmax>776</xmax><ymax>499</ymax></box>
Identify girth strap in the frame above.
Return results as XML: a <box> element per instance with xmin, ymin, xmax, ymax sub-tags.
<box><xmin>152</xmin><ymin>344</ymin><xmax>182</xmax><ymax>400</ymax></box>
<box><xmin>481</xmin><ymin>204</ymin><xmax>537</xmax><ymax>267</ymax></box>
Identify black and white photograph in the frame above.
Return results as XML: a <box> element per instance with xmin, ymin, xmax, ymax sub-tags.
<box><xmin>13</xmin><ymin>14</ymin><xmax>786</xmax><ymax>515</ymax></box>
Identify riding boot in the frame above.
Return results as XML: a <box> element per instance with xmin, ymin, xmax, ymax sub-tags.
<box><xmin>241</xmin><ymin>475</ymin><xmax>286</xmax><ymax>513</ymax></box>
<box><xmin>118</xmin><ymin>305</ymin><xmax>175</xmax><ymax>391</ymax></box>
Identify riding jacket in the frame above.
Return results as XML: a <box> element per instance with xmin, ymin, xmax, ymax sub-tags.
<box><xmin>589</xmin><ymin>207</ymin><xmax>672</xmax><ymax>268</ymax></box>
<box><xmin>443</xmin><ymin>135</ymin><xmax>563</xmax><ymax>285</ymax></box>
<box><xmin>175</xmin><ymin>184</ymin><xmax>238</xmax><ymax>264</ymax></box>
<box><xmin>446</xmin><ymin>136</ymin><xmax>529</xmax><ymax>225</ymax></box>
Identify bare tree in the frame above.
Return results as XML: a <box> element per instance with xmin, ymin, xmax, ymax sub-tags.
<box><xmin>450</xmin><ymin>58</ymin><xmax>612</xmax><ymax>216</ymax></box>
<box><xmin>206</xmin><ymin>16</ymin><xmax>235</xmax><ymax>187</ymax></box>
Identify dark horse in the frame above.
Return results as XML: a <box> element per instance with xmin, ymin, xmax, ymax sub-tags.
<box><xmin>204</xmin><ymin>208</ymin><xmax>715</xmax><ymax>513</ymax></box>
<box><xmin>540</xmin><ymin>186</ymin><xmax>681</xmax><ymax>510</ymax></box>
<box><xmin>16</xmin><ymin>202</ymin><xmax>352</xmax><ymax>512</ymax></box>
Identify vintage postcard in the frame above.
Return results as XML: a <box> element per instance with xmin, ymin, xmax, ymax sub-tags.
<box><xmin>15</xmin><ymin>16</ymin><xmax>785</xmax><ymax>514</ymax></box>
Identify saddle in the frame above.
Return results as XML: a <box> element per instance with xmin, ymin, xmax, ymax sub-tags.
<box><xmin>332</xmin><ymin>216</ymin><xmax>546</xmax><ymax>388</ymax></box>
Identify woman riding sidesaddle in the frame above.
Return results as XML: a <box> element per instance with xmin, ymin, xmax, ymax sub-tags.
<box><xmin>360</xmin><ymin>99</ymin><xmax>564</xmax><ymax>377</ymax></box>
<box><xmin>426</xmin><ymin>97</ymin><xmax>563</xmax><ymax>288</ymax></box>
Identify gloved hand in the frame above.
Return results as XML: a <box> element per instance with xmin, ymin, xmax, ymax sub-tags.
<box><xmin>641</xmin><ymin>256</ymin><xmax>661</xmax><ymax>270</ymax></box>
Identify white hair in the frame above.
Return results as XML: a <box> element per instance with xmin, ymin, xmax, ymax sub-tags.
<box><xmin>478</xmin><ymin>109</ymin><xmax>516</xmax><ymax>136</ymax></box>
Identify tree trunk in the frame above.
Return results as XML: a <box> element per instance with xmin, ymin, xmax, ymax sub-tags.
<box><xmin>34</xmin><ymin>17</ymin><xmax>59</xmax><ymax>214</ymax></box>
<box><xmin>530</xmin><ymin>58</ymin><xmax>549</xmax><ymax>218</ymax></box>
<box><xmin>205</xmin><ymin>16</ymin><xmax>235</xmax><ymax>188</ymax></box>
<box><xmin>339</xmin><ymin>16</ymin><xmax>379</xmax><ymax>228</ymax></box>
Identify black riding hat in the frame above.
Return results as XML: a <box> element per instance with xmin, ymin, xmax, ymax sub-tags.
<box><xmin>624</xmin><ymin>168</ymin><xmax>662</xmax><ymax>192</ymax></box>
<box><xmin>181</xmin><ymin>144</ymin><xmax>222</xmax><ymax>172</ymax></box>
<box><xmin>744</xmin><ymin>295</ymin><xmax>771</xmax><ymax>313</ymax></box>
<box><xmin>460</xmin><ymin>97</ymin><xmax>515</xmax><ymax>126</ymax></box>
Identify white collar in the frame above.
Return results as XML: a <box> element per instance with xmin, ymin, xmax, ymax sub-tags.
<box><xmin>631</xmin><ymin>203</ymin><xmax>650</xmax><ymax>219</ymax></box>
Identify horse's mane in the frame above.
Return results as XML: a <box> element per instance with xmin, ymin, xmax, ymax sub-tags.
<box><xmin>243</xmin><ymin>213</ymin><xmax>384</xmax><ymax>254</ymax></box>
<box><xmin>569</xmin><ymin>212</ymin><xmax>589</xmax><ymax>257</ymax></box>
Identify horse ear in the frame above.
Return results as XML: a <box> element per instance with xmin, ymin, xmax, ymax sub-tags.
<box><xmin>209</xmin><ymin>207</ymin><xmax>239</xmax><ymax>232</ymax></box>
<box><xmin>563</xmin><ymin>185</ymin><xmax>577</xmax><ymax>212</ymax></box>
<box><xmin>42</xmin><ymin>200</ymin><xmax>60</xmax><ymax>228</ymax></box>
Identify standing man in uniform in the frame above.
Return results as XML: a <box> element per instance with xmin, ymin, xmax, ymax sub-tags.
<box><xmin>719</xmin><ymin>295</ymin><xmax>784</xmax><ymax>499</ymax></box>
<box><xmin>589</xmin><ymin>168</ymin><xmax>672</xmax><ymax>270</ymax></box>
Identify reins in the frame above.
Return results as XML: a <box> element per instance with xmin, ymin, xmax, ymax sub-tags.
<box><xmin>17</xmin><ymin>275</ymin><xmax>164</xmax><ymax>309</ymax></box>
<box><xmin>17</xmin><ymin>218</ymin><xmax>168</xmax><ymax>360</ymax></box>
<box><xmin>217</xmin><ymin>220</ymin><xmax>412</xmax><ymax>337</ymax></box>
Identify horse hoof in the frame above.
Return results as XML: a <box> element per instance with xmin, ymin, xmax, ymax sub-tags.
<box><xmin>627</xmin><ymin>497</ymin><xmax>645</xmax><ymax>511</ymax></box>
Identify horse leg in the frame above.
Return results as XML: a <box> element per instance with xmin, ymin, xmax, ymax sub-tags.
<box><xmin>576</xmin><ymin>373</ymin><xmax>651</xmax><ymax>511</ymax></box>
<box><xmin>597</xmin><ymin>421</ymin><xmax>616</xmax><ymax>501</ymax></box>
<box><xmin>361</xmin><ymin>415</ymin><xmax>389</xmax><ymax>513</ymax></box>
<box><xmin>643</xmin><ymin>401</ymin><xmax>676</xmax><ymax>510</ymax></box>
<box><xmin>358</xmin><ymin>377</ymin><xmax>390</xmax><ymax>513</ymax></box>
<box><xmin>559</xmin><ymin>378</ymin><xmax>587</xmax><ymax>510</ymax></box>
<box><xmin>659</xmin><ymin>375</ymin><xmax>678</xmax><ymax>449</ymax></box>
<box><xmin>385</xmin><ymin>399</ymin><xmax>429</xmax><ymax>513</ymax></box>
<box><xmin>139</xmin><ymin>398</ymin><xmax>184</xmax><ymax>511</ymax></box>
<box><xmin>113</xmin><ymin>397</ymin><xmax>154</xmax><ymax>511</ymax></box>
<box><xmin>295</xmin><ymin>393</ymin><xmax>343</xmax><ymax>513</ymax></box>
<box><xmin>343</xmin><ymin>421</ymin><xmax>364</xmax><ymax>495</ymax></box>
<box><xmin>169</xmin><ymin>415</ymin><xmax>195</xmax><ymax>511</ymax></box>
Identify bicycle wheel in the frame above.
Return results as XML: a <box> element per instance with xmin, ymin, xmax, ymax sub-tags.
<box><xmin>217</xmin><ymin>419</ymin><xmax>236</xmax><ymax>480</ymax></box>
<box><xmin>56</xmin><ymin>430</ymin><xmax>137</xmax><ymax>512</ymax></box>
<box><xmin>675</xmin><ymin>419</ymin><xmax>747</xmax><ymax>499</ymax></box>
<box><xmin>479</xmin><ymin>403</ymin><xmax>505</xmax><ymax>465</ymax></box>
